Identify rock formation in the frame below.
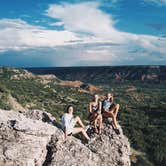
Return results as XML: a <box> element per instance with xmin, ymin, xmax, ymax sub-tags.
<box><xmin>0</xmin><ymin>109</ymin><xmax>131</xmax><ymax>166</ymax></box>
<box><xmin>28</xmin><ymin>66</ymin><xmax>166</xmax><ymax>83</ymax></box>
<box><xmin>10</xmin><ymin>69</ymin><xmax>35</xmax><ymax>80</ymax></box>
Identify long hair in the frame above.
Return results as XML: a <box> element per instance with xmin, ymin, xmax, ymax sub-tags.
<box><xmin>106</xmin><ymin>93</ymin><xmax>113</xmax><ymax>102</ymax></box>
<box><xmin>66</xmin><ymin>105</ymin><xmax>74</xmax><ymax>113</ymax></box>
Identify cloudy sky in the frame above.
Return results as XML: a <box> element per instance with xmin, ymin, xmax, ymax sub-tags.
<box><xmin>0</xmin><ymin>0</ymin><xmax>166</xmax><ymax>67</ymax></box>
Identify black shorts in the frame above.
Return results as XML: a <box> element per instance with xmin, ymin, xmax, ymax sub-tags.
<box><xmin>67</xmin><ymin>133</ymin><xmax>72</xmax><ymax>136</ymax></box>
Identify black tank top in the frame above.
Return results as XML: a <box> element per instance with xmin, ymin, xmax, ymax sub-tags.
<box><xmin>92</xmin><ymin>102</ymin><xmax>100</xmax><ymax>113</ymax></box>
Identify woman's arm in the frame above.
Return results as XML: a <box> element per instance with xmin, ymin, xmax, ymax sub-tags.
<box><xmin>112</xmin><ymin>95</ymin><xmax>114</xmax><ymax>102</ymax></box>
<box><xmin>98</xmin><ymin>101</ymin><xmax>102</xmax><ymax>114</ymax></box>
<box><xmin>89</xmin><ymin>102</ymin><xmax>92</xmax><ymax>113</ymax></box>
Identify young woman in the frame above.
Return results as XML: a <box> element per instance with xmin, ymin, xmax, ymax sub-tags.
<box><xmin>102</xmin><ymin>93</ymin><xmax>120</xmax><ymax>130</ymax></box>
<box><xmin>88</xmin><ymin>94</ymin><xmax>102</xmax><ymax>134</ymax></box>
<box><xmin>62</xmin><ymin>105</ymin><xmax>90</xmax><ymax>141</ymax></box>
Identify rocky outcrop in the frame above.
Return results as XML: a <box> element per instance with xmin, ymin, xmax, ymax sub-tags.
<box><xmin>0</xmin><ymin>109</ymin><xmax>131</xmax><ymax>166</ymax></box>
<box><xmin>37</xmin><ymin>74</ymin><xmax>57</xmax><ymax>80</ymax></box>
<box><xmin>55</xmin><ymin>80</ymin><xmax>100</xmax><ymax>94</ymax></box>
<box><xmin>10</xmin><ymin>69</ymin><xmax>35</xmax><ymax>80</ymax></box>
<box><xmin>0</xmin><ymin>109</ymin><xmax>61</xmax><ymax>166</ymax></box>
<box><xmin>87</xmin><ymin>122</ymin><xmax>131</xmax><ymax>166</ymax></box>
<box><xmin>80</xmin><ymin>83</ymin><xmax>100</xmax><ymax>93</ymax></box>
<box><xmin>55</xmin><ymin>80</ymin><xmax>83</xmax><ymax>87</ymax></box>
<box><xmin>37</xmin><ymin>74</ymin><xmax>60</xmax><ymax>85</ymax></box>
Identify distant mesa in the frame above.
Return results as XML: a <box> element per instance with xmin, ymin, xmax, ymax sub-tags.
<box><xmin>26</xmin><ymin>66</ymin><xmax>166</xmax><ymax>84</ymax></box>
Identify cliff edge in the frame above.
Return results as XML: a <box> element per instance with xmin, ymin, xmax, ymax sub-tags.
<box><xmin>0</xmin><ymin>109</ymin><xmax>130</xmax><ymax>166</ymax></box>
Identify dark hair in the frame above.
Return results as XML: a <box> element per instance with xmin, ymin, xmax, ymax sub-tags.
<box><xmin>66</xmin><ymin>105</ymin><xmax>73</xmax><ymax>113</ymax></box>
<box><xmin>92</xmin><ymin>94</ymin><xmax>99</xmax><ymax>102</ymax></box>
<box><xmin>106</xmin><ymin>93</ymin><xmax>113</xmax><ymax>102</ymax></box>
<box><xmin>109</xmin><ymin>97</ymin><xmax>113</xmax><ymax>102</ymax></box>
<box><xmin>92</xmin><ymin>94</ymin><xmax>96</xmax><ymax>101</ymax></box>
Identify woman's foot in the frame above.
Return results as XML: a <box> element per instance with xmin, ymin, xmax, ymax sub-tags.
<box><xmin>112</xmin><ymin>123</ymin><xmax>116</xmax><ymax>130</ymax></box>
<box><xmin>95</xmin><ymin>127</ymin><xmax>99</xmax><ymax>134</ymax></box>
<box><xmin>84</xmin><ymin>137</ymin><xmax>96</xmax><ymax>144</ymax></box>
<box><xmin>98</xmin><ymin>128</ymin><xmax>102</xmax><ymax>135</ymax></box>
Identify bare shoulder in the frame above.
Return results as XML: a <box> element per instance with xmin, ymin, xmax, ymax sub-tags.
<box><xmin>99</xmin><ymin>101</ymin><xmax>102</xmax><ymax>104</ymax></box>
<box><xmin>89</xmin><ymin>102</ymin><xmax>93</xmax><ymax>105</ymax></box>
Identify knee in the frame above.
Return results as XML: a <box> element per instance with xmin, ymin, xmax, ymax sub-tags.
<box><xmin>116</xmin><ymin>104</ymin><xmax>120</xmax><ymax>109</ymax></box>
<box><xmin>99</xmin><ymin>115</ymin><xmax>103</xmax><ymax>122</ymax></box>
<box><xmin>75</xmin><ymin>116</ymin><xmax>80</xmax><ymax>121</ymax></box>
<box><xmin>99</xmin><ymin>114</ymin><xmax>102</xmax><ymax>119</ymax></box>
<box><xmin>81</xmin><ymin>127</ymin><xmax>84</xmax><ymax>132</ymax></box>
<box><xmin>109</xmin><ymin>111</ymin><xmax>114</xmax><ymax>116</ymax></box>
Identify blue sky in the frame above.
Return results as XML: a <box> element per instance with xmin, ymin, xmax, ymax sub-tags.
<box><xmin>0</xmin><ymin>0</ymin><xmax>166</xmax><ymax>67</ymax></box>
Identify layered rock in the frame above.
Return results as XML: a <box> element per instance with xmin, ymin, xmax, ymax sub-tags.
<box><xmin>0</xmin><ymin>109</ymin><xmax>61</xmax><ymax>166</ymax></box>
<box><xmin>0</xmin><ymin>109</ymin><xmax>131</xmax><ymax>166</ymax></box>
<box><xmin>28</xmin><ymin>66</ymin><xmax>166</xmax><ymax>83</ymax></box>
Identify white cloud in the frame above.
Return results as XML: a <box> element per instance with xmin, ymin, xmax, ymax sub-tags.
<box><xmin>0</xmin><ymin>1</ymin><xmax>166</xmax><ymax>66</ymax></box>
<box><xmin>46</xmin><ymin>2</ymin><xmax>166</xmax><ymax>53</ymax></box>
<box><xmin>50</xmin><ymin>21</ymin><xmax>64</xmax><ymax>26</ymax></box>
<box><xmin>0</xmin><ymin>18</ymin><xmax>81</xmax><ymax>52</ymax></box>
<box><xmin>46</xmin><ymin>2</ymin><xmax>120</xmax><ymax>41</ymax></box>
<box><xmin>0</xmin><ymin>18</ymin><xmax>118</xmax><ymax>52</ymax></box>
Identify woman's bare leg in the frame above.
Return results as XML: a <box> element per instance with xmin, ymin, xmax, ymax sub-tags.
<box><xmin>94</xmin><ymin>118</ymin><xmax>98</xmax><ymax>133</ymax></box>
<box><xmin>75</xmin><ymin>116</ymin><xmax>85</xmax><ymax>128</ymax></box>
<box><xmin>108</xmin><ymin>104</ymin><xmax>119</xmax><ymax>129</ymax></box>
<box><xmin>112</xmin><ymin>115</ymin><xmax>118</xmax><ymax>129</ymax></box>
<box><xmin>73</xmin><ymin>127</ymin><xmax>90</xmax><ymax>140</ymax></box>
<box><xmin>103</xmin><ymin>111</ymin><xmax>116</xmax><ymax>129</ymax></box>
<box><xmin>89</xmin><ymin>113</ymin><xmax>98</xmax><ymax>129</ymax></box>
<box><xmin>114</xmin><ymin>104</ymin><xmax>119</xmax><ymax>118</ymax></box>
<box><xmin>98</xmin><ymin>114</ymin><xmax>102</xmax><ymax>134</ymax></box>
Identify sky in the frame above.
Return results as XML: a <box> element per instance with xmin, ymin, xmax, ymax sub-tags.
<box><xmin>0</xmin><ymin>0</ymin><xmax>166</xmax><ymax>67</ymax></box>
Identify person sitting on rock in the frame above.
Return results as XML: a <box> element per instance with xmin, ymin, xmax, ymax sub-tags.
<box><xmin>102</xmin><ymin>93</ymin><xmax>120</xmax><ymax>131</ymax></box>
<box><xmin>62</xmin><ymin>105</ymin><xmax>90</xmax><ymax>142</ymax></box>
<box><xmin>88</xmin><ymin>94</ymin><xmax>102</xmax><ymax>134</ymax></box>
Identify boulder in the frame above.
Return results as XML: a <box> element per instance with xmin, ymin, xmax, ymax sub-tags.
<box><xmin>0</xmin><ymin>109</ymin><xmax>130</xmax><ymax>166</ymax></box>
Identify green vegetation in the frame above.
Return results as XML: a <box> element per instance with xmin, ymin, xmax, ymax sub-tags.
<box><xmin>105</xmin><ymin>82</ymin><xmax>166</xmax><ymax>166</ymax></box>
<box><xmin>0</xmin><ymin>67</ymin><xmax>165</xmax><ymax>166</ymax></box>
